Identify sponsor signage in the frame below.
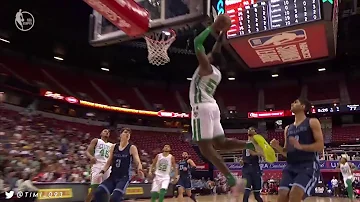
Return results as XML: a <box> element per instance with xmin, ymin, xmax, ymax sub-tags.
<box><xmin>196</xmin><ymin>164</ymin><xmax>209</xmax><ymax>170</ymax></box>
<box><xmin>40</xmin><ymin>89</ymin><xmax>189</xmax><ymax>118</ymax></box>
<box><xmin>215</xmin><ymin>161</ymin><xmax>360</xmax><ymax>170</ymax></box>
<box><xmin>248</xmin><ymin>110</ymin><xmax>292</xmax><ymax>119</ymax></box>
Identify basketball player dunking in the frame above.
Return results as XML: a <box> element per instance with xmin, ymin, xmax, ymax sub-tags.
<box><xmin>190</xmin><ymin>14</ymin><xmax>256</xmax><ymax>194</ymax></box>
<box><xmin>85</xmin><ymin>129</ymin><xmax>112</xmax><ymax>202</ymax></box>
<box><xmin>337</xmin><ymin>157</ymin><xmax>357</xmax><ymax>201</ymax></box>
<box><xmin>177</xmin><ymin>152</ymin><xmax>197</xmax><ymax>202</ymax></box>
<box><xmin>270</xmin><ymin>98</ymin><xmax>324</xmax><ymax>202</ymax></box>
<box><xmin>149</xmin><ymin>145</ymin><xmax>178</xmax><ymax>202</ymax></box>
<box><xmin>240</xmin><ymin>127</ymin><xmax>264</xmax><ymax>202</ymax></box>
<box><xmin>94</xmin><ymin>128</ymin><xmax>143</xmax><ymax>202</ymax></box>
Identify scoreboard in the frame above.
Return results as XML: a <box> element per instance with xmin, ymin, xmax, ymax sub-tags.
<box><xmin>225</xmin><ymin>0</ymin><xmax>322</xmax><ymax>38</ymax></box>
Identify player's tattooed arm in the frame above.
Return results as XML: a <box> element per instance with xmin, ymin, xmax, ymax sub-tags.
<box><xmin>86</xmin><ymin>138</ymin><xmax>98</xmax><ymax>163</ymax></box>
<box><xmin>299</xmin><ymin>118</ymin><xmax>324</xmax><ymax>152</ymax></box>
<box><xmin>149</xmin><ymin>154</ymin><xmax>159</xmax><ymax>175</ymax></box>
<box><xmin>172</xmin><ymin>156</ymin><xmax>179</xmax><ymax>180</ymax></box>
<box><xmin>187</xmin><ymin>159</ymin><xmax>197</xmax><ymax>172</ymax></box>
<box><xmin>130</xmin><ymin>145</ymin><xmax>142</xmax><ymax>171</ymax></box>
<box><xmin>212</xmin><ymin>32</ymin><xmax>225</xmax><ymax>53</ymax></box>
<box><xmin>101</xmin><ymin>144</ymin><xmax>115</xmax><ymax>173</ymax></box>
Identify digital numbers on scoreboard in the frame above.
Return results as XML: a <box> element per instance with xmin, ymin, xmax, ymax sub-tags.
<box><xmin>226</xmin><ymin>0</ymin><xmax>322</xmax><ymax>38</ymax></box>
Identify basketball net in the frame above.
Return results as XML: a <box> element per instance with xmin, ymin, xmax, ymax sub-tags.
<box><xmin>144</xmin><ymin>30</ymin><xmax>176</xmax><ymax>66</ymax></box>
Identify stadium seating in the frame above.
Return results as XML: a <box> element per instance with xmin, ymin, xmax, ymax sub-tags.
<box><xmin>263</xmin><ymin>83</ymin><xmax>301</xmax><ymax>110</ymax></box>
<box><xmin>307</xmin><ymin>80</ymin><xmax>340</xmax><ymax>101</ymax></box>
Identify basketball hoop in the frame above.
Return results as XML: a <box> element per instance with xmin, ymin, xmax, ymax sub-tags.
<box><xmin>144</xmin><ymin>29</ymin><xmax>176</xmax><ymax>66</ymax></box>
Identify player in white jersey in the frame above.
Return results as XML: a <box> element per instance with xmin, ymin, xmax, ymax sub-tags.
<box><xmin>190</xmin><ymin>14</ymin><xmax>256</xmax><ymax>197</ymax></box>
<box><xmin>85</xmin><ymin>129</ymin><xmax>113</xmax><ymax>202</ymax></box>
<box><xmin>149</xmin><ymin>145</ymin><xmax>178</xmax><ymax>202</ymax></box>
<box><xmin>337</xmin><ymin>157</ymin><xmax>357</xmax><ymax>201</ymax></box>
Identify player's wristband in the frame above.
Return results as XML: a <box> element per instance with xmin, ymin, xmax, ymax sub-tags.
<box><xmin>100</xmin><ymin>170</ymin><xmax>105</xmax><ymax>174</ymax></box>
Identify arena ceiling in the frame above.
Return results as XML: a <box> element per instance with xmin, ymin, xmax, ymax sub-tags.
<box><xmin>0</xmin><ymin>0</ymin><xmax>360</xmax><ymax>84</ymax></box>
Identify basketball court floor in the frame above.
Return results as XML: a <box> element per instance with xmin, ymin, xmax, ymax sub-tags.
<box><xmin>136</xmin><ymin>195</ymin><xmax>350</xmax><ymax>202</ymax></box>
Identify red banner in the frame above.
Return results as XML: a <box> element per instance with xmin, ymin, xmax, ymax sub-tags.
<box><xmin>230</xmin><ymin>23</ymin><xmax>329</xmax><ymax>68</ymax></box>
<box><xmin>40</xmin><ymin>90</ymin><xmax>190</xmax><ymax>118</ymax></box>
<box><xmin>248</xmin><ymin>110</ymin><xmax>292</xmax><ymax>118</ymax></box>
<box><xmin>196</xmin><ymin>164</ymin><xmax>209</xmax><ymax>171</ymax></box>
<box><xmin>83</xmin><ymin>0</ymin><xmax>149</xmax><ymax>36</ymax></box>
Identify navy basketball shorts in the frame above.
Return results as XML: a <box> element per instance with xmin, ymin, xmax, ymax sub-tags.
<box><xmin>98</xmin><ymin>176</ymin><xmax>130</xmax><ymax>195</ymax></box>
<box><xmin>177</xmin><ymin>177</ymin><xmax>192</xmax><ymax>189</ymax></box>
<box><xmin>279</xmin><ymin>162</ymin><xmax>320</xmax><ymax>197</ymax></box>
<box><xmin>242</xmin><ymin>170</ymin><xmax>263</xmax><ymax>192</ymax></box>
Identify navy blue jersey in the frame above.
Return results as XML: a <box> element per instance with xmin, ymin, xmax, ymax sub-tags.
<box><xmin>178</xmin><ymin>159</ymin><xmax>191</xmax><ymax>178</ymax></box>
<box><xmin>110</xmin><ymin>143</ymin><xmax>132</xmax><ymax>178</ymax></box>
<box><xmin>242</xmin><ymin>148</ymin><xmax>261</xmax><ymax>171</ymax></box>
<box><xmin>286</xmin><ymin>118</ymin><xmax>318</xmax><ymax>165</ymax></box>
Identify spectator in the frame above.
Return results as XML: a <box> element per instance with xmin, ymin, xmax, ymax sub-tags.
<box><xmin>331</xmin><ymin>176</ymin><xmax>339</xmax><ymax>196</ymax></box>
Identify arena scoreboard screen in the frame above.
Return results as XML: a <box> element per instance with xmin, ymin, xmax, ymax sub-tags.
<box><xmin>225</xmin><ymin>0</ymin><xmax>322</xmax><ymax>37</ymax></box>
<box><xmin>215</xmin><ymin>0</ymin><xmax>339</xmax><ymax>68</ymax></box>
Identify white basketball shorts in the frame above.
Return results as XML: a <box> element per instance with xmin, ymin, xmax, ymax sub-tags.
<box><xmin>151</xmin><ymin>176</ymin><xmax>171</xmax><ymax>192</ymax></box>
<box><xmin>191</xmin><ymin>102</ymin><xmax>224</xmax><ymax>141</ymax></box>
<box><xmin>91</xmin><ymin>164</ymin><xmax>111</xmax><ymax>185</ymax></box>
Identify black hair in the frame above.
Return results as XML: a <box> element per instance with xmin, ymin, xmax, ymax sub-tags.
<box><xmin>297</xmin><ymin>97</ymin><xmax>311</xmax><ymax>114</ymax></box>
<box><xmin>211</xmin><ymin>52</ymin><xmax>224</xmax><ymax>68</ymax></box>
<box><xmin>119</xmin><ymin>127</ymin><xmax>132</xmax><ymax>134</ymax></box>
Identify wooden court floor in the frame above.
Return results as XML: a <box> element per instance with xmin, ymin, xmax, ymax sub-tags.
<box><xmin>137</xmin><ymin>195</ymin><xmax>352</xmax><ymax>202</ymax></box>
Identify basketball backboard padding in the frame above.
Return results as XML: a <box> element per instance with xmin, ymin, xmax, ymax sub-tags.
<box><xmin>89</xmin><ymin>0</ymin><xmax>211</xmax><ymax>47</ymax></box>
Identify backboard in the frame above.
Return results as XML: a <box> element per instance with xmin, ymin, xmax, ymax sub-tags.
<box><xmin>88</xmin><ymin>0</ymin><xmax>211</xmax><ymax>47</ymax></box>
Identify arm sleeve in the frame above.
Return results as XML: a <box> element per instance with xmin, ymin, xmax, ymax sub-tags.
<box><xmin>194</xmin><ymin>27</ymin><xmax>213</xmax><ymax>53</ymax></box>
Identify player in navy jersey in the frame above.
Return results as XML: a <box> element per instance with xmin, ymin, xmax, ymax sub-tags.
<box><xmin>240</xmin><ymin>127</ymin><xmax>264</xmax><ymax>202</ymax></box>
<box><xmin>94</xmin><ymin>128</ymin><xmax>143</xmax><ymax>202</ymax></box>
<box><xmin>270</xmin><ymin>98</ymin><xmax>324</xmax><ymax>202</ymax></box>
<box><xmin>177</xmin><ymin>152</ymin><xmax>197</xmax><ymax>202</ymax></box>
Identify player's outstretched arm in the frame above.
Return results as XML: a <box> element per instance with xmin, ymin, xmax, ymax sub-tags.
<box><xmin>194</xmin><ymin>25</ymin><xmax>214</xmax><ymax>76</ymax></box>
<box><xmin>101</xmin><ymin>144</ymin><xmax>115</xmax><ymax>173</ymax></box>
<box><xmin>299</xmin><ymin>118</ymin><xmax>325</xmax><ymax>152</ymax></box>
<box><xmin>86</xmin><ymin>138</ymin><xmax>98</xmax><ymax>163</ymax></box>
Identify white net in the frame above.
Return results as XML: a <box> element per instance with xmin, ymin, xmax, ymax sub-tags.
<box><xmin>144</xmin><ymin>30</ymin><xmax>176</xmax><ymax>66</ymax></box>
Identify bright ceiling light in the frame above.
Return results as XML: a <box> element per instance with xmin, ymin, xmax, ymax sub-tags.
<box><xmin>162</xmin><ymin>31</ymin><xmax>171</xmax><ymax>36</ymax></box>
<box><xmin>272</xmin><ymin>74</ymin><xmax>279</xmax><ymax>78</ymax></box>
<box><xmin>186</xmin><ymin>78</ymin><xmax>192</xmax><ymax>81</ymax></box>
<box><xmin>0</xmin><ymin>38</ymin><xmax>10</xmax><ymax>43</ymax></box>
<box><xmin>101</xmin><ymin>67</ymin><xmax>110</xmax><ymax>72</ymax></box>
<box><xmin>318</xmin><ymin>68</ymin><xmax>326</xmax><ymax>72</ymax></box>
<box><xmin>54</xmin><ymin>56</ymin><xmax>63</xmax><ymax>61</ymax></box>
<box><xmin>228</xmin><ymin>77</ymin><xmax>235</xmax><ymax>80</ymax></box>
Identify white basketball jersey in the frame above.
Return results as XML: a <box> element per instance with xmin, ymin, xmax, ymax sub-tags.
<box><xmin>189</xmin><ymin>65</ymin><xmax>222</xmax><ymax>107</ymax></box>
<box><xmin>93</xmin><ymin>139</ymin><xmax>113</xmax><ymax>165</ymax></box>
<box><xmin>155</xmin><ymin>153</ymin><xmax>173</xmax><ymax>179</ymax></box>
<box><xmin>340</xmin><ymin>162</ymin><xmax>353</xmax><ymax>179</ymax></box>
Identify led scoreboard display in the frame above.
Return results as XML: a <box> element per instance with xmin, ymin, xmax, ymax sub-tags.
<box><xmin>225</xmin><ymin>0</ymin><xmax>322</xmax><ymax>38</ymax></box>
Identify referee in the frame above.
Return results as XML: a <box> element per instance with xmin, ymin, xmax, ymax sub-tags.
<box><xmin>240</xmin><ymin>127</ymin><xmax>264</xmax><ymax>202</ymax></box>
